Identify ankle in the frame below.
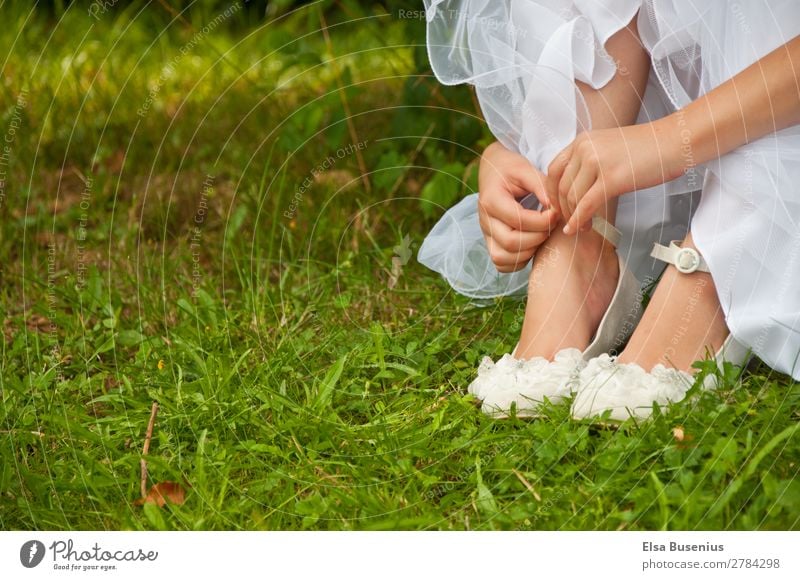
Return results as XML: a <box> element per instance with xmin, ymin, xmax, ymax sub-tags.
<box><xmin>517</xmin><ymin>222</ymin><xmax>621</xmax><ymax>361</ymax></box>
<box><xmin>571</xmin><ymin>227</ymin><xmax>621</xmax><ymax>332</ymax></box>
<box><xmin>617</xmin><ymin>265</ymin><xmax>730</xmax><ymax>373</ymax></box>
<box><xmin>572</xmin><ymin>226</ymin><xmax>618</xmax><ymax>264</ymax></box>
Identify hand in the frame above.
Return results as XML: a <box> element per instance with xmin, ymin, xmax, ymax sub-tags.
<box><xmin>547</xmin><ymin>121</ymin><xmax>684</xmax><ymax>234</ymax></box>
<box><xmin>478</xmin><ymin>142</ymin><xmax>559</xmax><ymax>273</ymax></box>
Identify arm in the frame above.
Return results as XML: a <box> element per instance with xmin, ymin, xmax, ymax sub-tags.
<box><xmin>551</xmin><ymin>34</ymin><xmax>800</xmax><ymax>235</ymax></box>
<box><xmin>672</xmin><ymin>34</ymin><xmax>800</xmax><ymax>168</ymax></box>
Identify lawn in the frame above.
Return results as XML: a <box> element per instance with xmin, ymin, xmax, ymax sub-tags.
<box><xmin>1</xmin><ymin>0</ymin><xmax>798</xmax><ymax>531</ymax></box>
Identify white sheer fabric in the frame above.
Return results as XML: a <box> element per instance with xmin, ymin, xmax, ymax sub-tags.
<box><xmin>417</xmin><ymin>0</ymin><xmax>800</xmax><ymax>378</ymax></box>
<box><xmin>639</xmin><ymin>0</ymin><xmax>800</xmax><ymax>379</ymax></box>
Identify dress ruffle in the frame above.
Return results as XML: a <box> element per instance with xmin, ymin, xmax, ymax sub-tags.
<box><xmin>424</xmin><ymin>0</ymin><xmax>640</xmax><ymax>169</ymax></box>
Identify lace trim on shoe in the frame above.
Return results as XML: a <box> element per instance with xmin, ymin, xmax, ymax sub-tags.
<box><xmin>468</xmin><ymin>348</ymin><xmax>586</xmax><ymax>416</ymax></box>
<box><xmin>572</xmin><ymin>355</ymin><xmax>694</xmax><ymax>421</ymax></box>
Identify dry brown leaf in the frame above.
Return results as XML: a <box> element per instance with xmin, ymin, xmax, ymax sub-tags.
<box><xmin>134</xmin><ymin>481</ymin><xmax>186</xmax><ymax>508</ymax></box>
<box><xmin>26</xmin><ymin>315</ymin><xmax>53</xmax><ymax>333</ymax></box>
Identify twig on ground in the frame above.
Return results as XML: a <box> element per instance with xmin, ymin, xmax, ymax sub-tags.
<box><xmin>512</xmin><ymin>469</ymin><xmax>542</xmax><ymax>502</ymax></box>
<box><xmin>140</xmin><ymin>402</ymin><xmax>159</xmax><ymax>500</ymax></box>
<box><xmin>0</xmin><ymin>429</ymin><xmax>45</xmax><ymax>437</ymax></box>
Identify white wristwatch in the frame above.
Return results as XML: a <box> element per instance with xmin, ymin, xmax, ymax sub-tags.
<box><xmin>650</xmin><ymin>241</ymin><xmax>710</xmax><ymax>274</ymax></box>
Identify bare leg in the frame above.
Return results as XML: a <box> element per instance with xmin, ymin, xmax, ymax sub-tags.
<box><xmin>617</xmin><ymin>232</ymin><xmax>729</xmax><ymax>372</ymax></box>
<box><xmin>515</xmin><ymin>15</ymin><xmax>650</xmax><ymax>359</ymax></box>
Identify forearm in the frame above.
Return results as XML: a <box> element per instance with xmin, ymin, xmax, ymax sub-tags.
<box><xmin>660</xmin><ymin>34</ymin><xmax>800</xmax><ymax>175</ymax></box>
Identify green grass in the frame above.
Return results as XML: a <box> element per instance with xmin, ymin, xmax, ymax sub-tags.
<box><xmin>1</xmin><ymin>1</ymin><xmax>799</xmax><ymax>530</ymax></box>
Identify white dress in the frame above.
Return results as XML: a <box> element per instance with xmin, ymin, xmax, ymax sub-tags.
<box><xmin>417</xmin><ymin>0</ymin><xmax>800</xmax><ymax>380</ymax></box>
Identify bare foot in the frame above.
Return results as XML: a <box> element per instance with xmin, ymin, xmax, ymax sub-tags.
<box><xmin>515</xmin><ymin>222</ymin><xmax>620</xmax><ymax>360</ymax></box>
<box><xmin>618</xmin><ymin>234</ymin><xmax>729</xmax><ymax>372</ymax></box>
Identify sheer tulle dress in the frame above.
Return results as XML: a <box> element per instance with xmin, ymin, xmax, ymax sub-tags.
<box><xmin>417</xmin><ymin>0</ymin><xmax>800</xmax><ymax>379</ymax></box>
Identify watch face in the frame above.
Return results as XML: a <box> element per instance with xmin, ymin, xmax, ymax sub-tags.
<box><xmin>677</xmin><ymin>248</ymin><xmax>699</xmax><ymax>272</ymax></box>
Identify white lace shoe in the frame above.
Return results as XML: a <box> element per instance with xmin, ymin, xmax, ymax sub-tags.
<box><xmin>570</xmin><ymin>353</ymin><xmax>694</xmax><ymax>421</ymax></box>
<box><xmin>469</xmin><ymin>348</ymin><xmax>584</xmax><ymax>417</ymax></box>
<box><xmin>571</xmin><ymin>241</ymin><xmax>752</xmax><ymax>422</ymax></box>
<box><xmin>468</xmin><ymin>216</ymin><xmax>645</xmax><ymax>418</ymax></box>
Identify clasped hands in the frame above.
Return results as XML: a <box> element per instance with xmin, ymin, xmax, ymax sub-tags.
<box><xmin>478</xmin><ymin>122</ymin><xmax>681</xmax><ymax>272</ymax></box>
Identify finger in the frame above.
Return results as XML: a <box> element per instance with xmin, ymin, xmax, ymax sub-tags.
<box><xmin>495</xmin><ymin>252</ymin><xmax>536</xmax><ymax>273</ymax></box>
<box><xmin>484</xmin><ymin>215</ymin><xmax>549</xmax><ymax>252</ymax></box>
<box><xmin>487</xmin><ymin>238</ymin><xmax>536</xmax><ymax>272</ymax></box>
<box><xmin>477</xmin><ymin>202</ymin><xmax>490</xmax><ymax>234</ymax></box>
<box><xmin>477</xmin><ymin>197</ymin><xmax>510</xmax><ymax>238</ymax></box>
<box><xmin>557</xmin><ymin>157</ymin><xmax>581</xmax><ymax>223</ymax></box>
<box><xmin>547</xmin><ymin>142</ymin><xmax>573</xmax><ymax>183</ymax></box>
<box><xmin>563</xmin><ymin>184</ymin><xmax>604</xmax><ymax>235</ymax></box>
<box><xmin>512</xmin><ymin>161</ymin><xmax>552</xmax><ymax>210</ymax></box>
<box><xmin>566</xmin><ymin>164</ymin><xmax>597</xmax><ymax>222</ymax></box>
<box><xmin>481</xmin><ymin>193</ymin><xmax>559</xmax><ymax>233</ymax></box>
<box><xmin>546</xmin><ymin>143</ymin><xmax>573</xmax><ymax>215</ymax></box>
<box><xmin>488</xmin><ymin>240</ymin><xmax>534</xmax><ymax>268</ymax></box>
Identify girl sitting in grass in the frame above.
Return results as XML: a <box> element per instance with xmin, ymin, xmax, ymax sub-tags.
<box><xmin>418</xmin><ymin>0</ymin><xmax>800</xmax><ymax>420</ymax></box>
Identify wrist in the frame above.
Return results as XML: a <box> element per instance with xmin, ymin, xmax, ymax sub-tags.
<box><xmin>652</xmin><ymin>114</ymin><xmax>691</xmax><ymax>182</ymax></box>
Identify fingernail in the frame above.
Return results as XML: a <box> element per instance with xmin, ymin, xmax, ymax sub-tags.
<box><xmin>562</xmin><ymin>224</ymin><xmax>571</xmax><ymax>235</ymax></box>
